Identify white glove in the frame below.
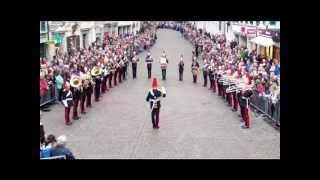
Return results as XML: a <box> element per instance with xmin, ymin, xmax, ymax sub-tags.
<box><xmin>62</xmin><ymin>100</ymin><xmax>68</xmax><ymax>108</ymax></box>
<box><xmin>161</xmin><ymin>86</ymin><xmax>166</xmax><ymax>95</ymax></box>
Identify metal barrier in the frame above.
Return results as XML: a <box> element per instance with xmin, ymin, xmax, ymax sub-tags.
<box><xmin>250</xmin><ymin>90</ymin><xmax>280</xmax><ymax>124</ymax></box>
<box><xmin>40</xmin><ymin>84</ymin><xmax>56</xmax><ymax>107</ymax></box>
<box><xmin>40</xmin><ymin>155</ymin><xmax>66</xmax><ymax>160</ymax></box>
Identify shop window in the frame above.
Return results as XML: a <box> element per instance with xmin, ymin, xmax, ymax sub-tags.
<box><xmin>40</xmin><ymin>21</ymin><xmax>46</xmax><ymax>32</ymax></box>
<box><xmin>270</xmin><ymin>21</ymin><xmax>276</xmax><ymax>25</ymax></box>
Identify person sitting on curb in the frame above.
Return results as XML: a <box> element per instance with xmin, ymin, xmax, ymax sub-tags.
<box><xmin>50</xmin><ymin>135</ymin><xmax>75</xmax><ymax>160</ymax></box>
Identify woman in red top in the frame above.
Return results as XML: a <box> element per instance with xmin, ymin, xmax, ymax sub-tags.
<box><xmin>40</xmin><ymin>72</ymin><xmax>49</xmax><ymax>97</ymax></box>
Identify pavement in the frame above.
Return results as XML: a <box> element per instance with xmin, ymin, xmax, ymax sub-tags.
<box><xmin>41</xmin><ymin>29</ymin><xmax>280</xmax><ymax>159</ymax></box>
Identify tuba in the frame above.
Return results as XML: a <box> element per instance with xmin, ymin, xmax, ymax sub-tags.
<box><xmin>91</xmin><ymin>66</ymin><xmax>102</xmax><ymax>77</ymax></box>
<box><xmin>70</xmin><ymin>75</ymin><xmax>82</xmax><ymax>88</ymax></box>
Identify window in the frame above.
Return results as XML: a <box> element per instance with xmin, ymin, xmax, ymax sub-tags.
<box><xmin>256</xmin><ymin>21</ymin><xmax>260</xmax><ymax>26</ymax></box>
<box><xmin>250</xmin><ymin>21</ymin><xmax>253</xmax><ymax>25</ymax></box>
<box><xmin>245</xmin><ymin>21</ymin><xmax>248</xmax><ymax>24</ymax></box>
<box><xmin>270</xmin><ymin>21</ymin><xmax>276</xmax><ymax>25</ymax></box>
<box><xmin>219</xmin><ymin>22</ymin><xmax>221</xmax><ymax>31</ymax></box>
<box><xmin>40</xmin><ymin>21</ymin><xmax>46</xmax><ymax>32</ymax></box>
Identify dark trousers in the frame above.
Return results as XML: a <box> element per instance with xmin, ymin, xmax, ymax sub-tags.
<box><xmin>227</xmin><ymin>92</ymin><xmax>232</xmax><ymax>106</ymax></box>
<box><xmin>132</xmin><ymin>63</ymin><xmax>137</xmax><ymax>78</ymax></box>
<box><xmin>233</xmin><ymin>93</ymin><xmax>238</xmax><ymax>111</ymax></box>
<box><xmin>72</xmin><ymin>99</ymin><xmax>79</xmax><ymax>119</ymax></box>
<box><xmin>123</xmin><ymin>66</ymin><xmax>126</xmax><ymax>80</ymax></box>
<box><xmin>86</xmin><ymin>92</ymin><xmax>92</xmax><ymax>107</ymax></box>
<box><xmin>118</xmin><ymin>68</ymin><xmax>122</xmax><ymax>83</ymax></box>
<box><xmin>114</xmin><ymin>70</ymin><xmax>118</xmax><ymax>86</ymax></box>
<box><xmin>240</xmin><ymin>105</ymin><xmax>244</xmax><ymax>119</ymax></box>
<box><xmin>217</xmin><ymin>83</ymin><xmax>221</xmax><ymax>96</ymax></box>
<box><xmin>179</xmin><ymin>70</ymin><xmax>183</xmax><ymax>81</ymax></box>
<box><xmin>94</xmin><ymin>84</ymin><xmax>100</xmax><ymax>101</ymax></box>
<box><xmin>147</xmin><ymin>64</ymin><xmax>152</xmax><ymax>78</ymax></box>
<box><xmin>193</xmin><ymin>75</ymin><xmax>197</xmax><ymax>83</ymax></box>
<box><xmin>64</xmin><ymin>107</ymin><xmax>71</xmax><ymax>125</ymax></box>
<box><xmin>151</xmin><ymin>108</ymin><xmax>160</xmax><ymax>128</ymax></box>
<box><xmin>58</xmin><ymin>88</ymin><xmax>63</xmax><ymax>101</ymax></box>
<box><xmin>162</xmin><ymin>69</ymin><xmax>166</xmax><ymax>80</ymax></box>
<box><xmin>209</xmin><ymin>79</ymin><xmax>213</xmax><ymax>89</ymax></box>
<box><xmin>203</xmin><ymin>71</ymin><xmax>208</xmax><ymax>86</ymax></box>
<box><xmin>222</xmin><ymin>86</ymin><xmax>226</xmax><ymax>99</ymax></box>
<box><xmin>109</xmin><ymin>73</ymin><xmax>113</xmax><ymax>88</ymax></box>
<box><xmin>80</xmin><ymin>95</ymin><xmax>86</xmax><ymax>113</ymax></box>
<box><xmin>212</xmin><ymin>80</ymin><xmax>216</xmax><ymax>93</ymax></box>
<box><xmin>101</xmin><ymin>77</ymin><xmax>107</xmax><ymax>93</ymax></box>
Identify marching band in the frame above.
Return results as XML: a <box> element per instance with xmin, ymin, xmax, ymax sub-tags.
<box><xmin>43</xmin><ymin>23</ymin><xmax>259</xmax><ymax>130</ymax></box>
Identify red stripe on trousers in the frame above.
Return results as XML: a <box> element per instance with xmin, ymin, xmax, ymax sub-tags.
<box><xmin>64</xmin><ymin>107</ymin><xmax>70</xmax><ymax>124</ymax></box>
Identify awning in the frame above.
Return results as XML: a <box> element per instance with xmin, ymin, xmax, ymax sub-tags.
<box><xmin>250</xmin><ymin>36</ymin><xmax>274</xmax><ymax>47</ymax></box>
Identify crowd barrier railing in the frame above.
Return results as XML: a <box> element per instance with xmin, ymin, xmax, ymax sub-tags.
<box><xmin>40</xmin><ymin>84</ymin><xmax>56</xmax><ymax>107</ymax></box>
<box><xmin>40</xmin><ymin>155</ymin><xmax>66</xmax><ymax>160</ymax></box>
<box><xmin>250</xmin><ymin>90</ymin><xmax>280</xmax><ymax>125</ymax></box>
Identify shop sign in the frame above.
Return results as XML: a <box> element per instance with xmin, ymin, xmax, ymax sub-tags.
<box><xmin>246</xmin><ymin>29</ymin><xmax>257</xmax><ymax>37</ymax></box>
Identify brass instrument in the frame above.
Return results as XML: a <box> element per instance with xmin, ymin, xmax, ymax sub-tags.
<box><xmin>91</xmin><ymin>66</ymin><xmax>103</xmax><ymax>77</ymax></box>
<box><xmin>70</xmin><ymin>75</ymin><xmax>82</xmax><ymax>88</ymax></box>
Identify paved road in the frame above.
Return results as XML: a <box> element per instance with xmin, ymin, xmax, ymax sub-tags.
<box><xmin>41</xmin><ymin>29</ymin><xmax>280</xmax><ymax>159</ymax></box>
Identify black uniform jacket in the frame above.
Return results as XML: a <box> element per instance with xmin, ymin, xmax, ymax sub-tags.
<box><xmin>146</xmin><ymin>89</ymin><xmax>166</xmax><ymax>109</ymax></box>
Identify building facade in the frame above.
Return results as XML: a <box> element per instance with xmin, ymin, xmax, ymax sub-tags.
<box><xmin>40</xmin><ymin>21</ymin><xmax>49</xmax><ymax>58</ymax></box>
<box><xmin>41</xmin><ymin>21</ymin><xmax>142</xmax><ymax>61</ymax></box>
<box><xmin>231</xmin><ymin>21</ymin><xmax>280</xmax><ymax>60</ymax></box>
<box><xmin>191</xmin><ymin>21</ymin><xmax>234</xmax><ymax>43</ymax></box>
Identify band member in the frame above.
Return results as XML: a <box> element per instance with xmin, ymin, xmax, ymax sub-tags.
<box><xmin>191</xmin><ymin>57</ymin><xmax>200</xmax><ymax>83</ymax></box>
<box><xmin>93</xmin><ymin>69</ymin><xmax>102</xmax><ymax>102</ymax></box>
<box><xmin>160</xmin><ymin>51</ymin><xmax>169</xmax><ymax>80</ymax></box>
<box><xmin>201</xmin><ymin>59</ymin><xmax>209</xmax><ymax>87</ymax></box>
<box><xmin>226</xmin><ymin>69</ymin><xmax>234</xmax><ymax>107</ymax></box>
<box><xmin>62</xmin><ymin>82</ymin><xmax>73</xmax><ymax>126</ymax></box>
<box><xmin>240</xmin><ymin>89</ymin><xmax>253</xmax><ymax>129</ymax></box>
<box><xmin>114</xmin><ymin>57</ymin><xmax>119</xmax><ymax>86</ymax></box>
<box><xmin>123</xmin><ymin>54</ymin><xmax>128</xmax><ymax>80</ymax></box>
<box><xmin>70</xmin><ymin>77</ymin><xmax>81</xmax><ymax>121</ymax></box>
<box><xmin>108</xmin><ymin>60</ymin><xmax>114</xmax><ymax>88</ymax></box>
<box><xmin>231</xmin><ymin>70</ymin><xmax>240</xmax><ymax>112</ymax></box>
<box><xmin>178</xmin><ymin>54</ymin><xmax>184</xmax><ymax>81</ymax></box>
<box><xmin>118</xmin><ymin>56</ymin><xmax>124</xmax><ymax>83</ymax></box>
<box><xmin>101</xmin><ymin>62</ymin><xmax>108</xmax><ymax>93</ymax></box>
<box><xmin>145</xmin><ymin>51</ymin><xmax>153</xmax><ymax>79</ymax></box>
<box><xmin>208</xmin><ymin>64</ymin><xmax>214</xmax><ymax>90</ymax></box>
<box><xmin>145</xmin><ymin>78</ymin><xmax>166</xmax><ymax>129</ymax></box>
<box><xmin>86</xmin><ymin>73</ymin><xmax>93</xmax><ymax>108</ymax></box>
<box><xmin>217</xmin><ymin>73</ymin><xmax>222</xmax><ymax>96</ymax></box>
<box><xmin>132</xmin><ymin>51</ymin><xmax>139</xmax><ymax>79</ymax></box>
<box><xmin>80</xmin><ymin>80</ymin><xmax>88</xmax><ymax>114</ymax></box>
